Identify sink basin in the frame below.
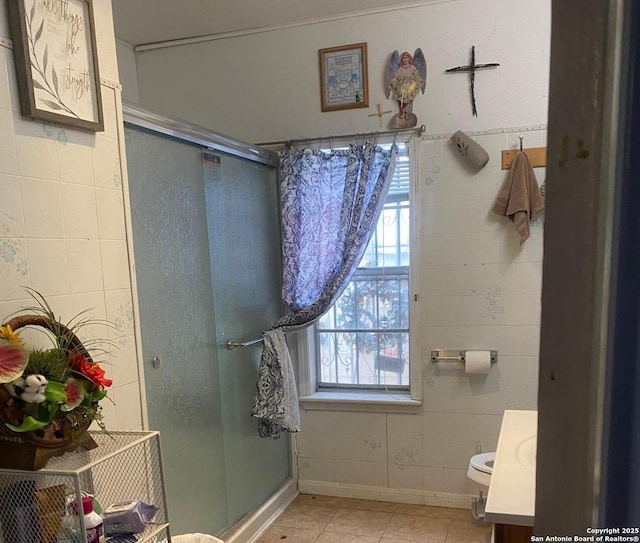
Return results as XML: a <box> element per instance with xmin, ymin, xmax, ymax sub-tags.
<box><xmin>516</xmin><ymin>435</ymin><xmax>537</xmax><ymax>473</ymax></box>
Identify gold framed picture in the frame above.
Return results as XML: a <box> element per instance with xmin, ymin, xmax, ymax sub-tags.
<box><xmin>319</xmin><ymin>42</ymin><xmax>369</xmax><ymax>112</ymax></box>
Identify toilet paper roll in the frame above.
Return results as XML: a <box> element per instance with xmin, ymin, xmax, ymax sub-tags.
<box><xmin>465</xmin><ymin>350</ymin><xmax>492</xmax><ymax>374</ymax></box>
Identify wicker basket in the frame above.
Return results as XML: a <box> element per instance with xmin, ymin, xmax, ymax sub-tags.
<box><xmin>0</xmin><ymin>315</ymin><xmax>98</xmax><ymax>470</ymax></box>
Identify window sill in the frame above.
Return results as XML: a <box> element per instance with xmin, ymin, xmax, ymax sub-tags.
<box><xmin>299</xmin><ymin>391</ymin><xmax>422</xmax><ymax>413</ymax></box>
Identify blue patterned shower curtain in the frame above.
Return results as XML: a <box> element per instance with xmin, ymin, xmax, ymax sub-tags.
<box><xmin>252</xmin><ymin>142</ymin><xmax>398</xmax><ymax>438</ymax></box>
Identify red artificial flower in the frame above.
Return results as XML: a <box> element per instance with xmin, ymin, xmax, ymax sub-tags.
<box><xmin>71</xmin><ymin>353</ymin><xmax>112</xmax><ymax>389</ymax></box>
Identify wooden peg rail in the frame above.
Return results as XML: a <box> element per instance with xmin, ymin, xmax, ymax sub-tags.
<box><xmin>501</xmin><ymin>147</ymin><xmax>547</xmax><ymax>169</ymax></box>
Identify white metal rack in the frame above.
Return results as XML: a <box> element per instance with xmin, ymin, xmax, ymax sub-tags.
<box><xmin>0</xmin><ymin>431</ymin><xmax>170</xmax><ymax>543</ymax></box>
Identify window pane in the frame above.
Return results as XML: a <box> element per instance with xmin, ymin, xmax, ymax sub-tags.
<box><xmin>360</xmin><ymin>200</ymin><xmax>410</xmax><ymax>268</ymax></box>
<box><xmin>317</xmin><ymin>331</ymin><xmax>409</xmax><ymax>386</ymax></box>
<box><xmin>316</xmin><ymin>142</ymin><xmax>410</xmax><ymax>390</ymax></box>
<box><xmin>318</xmin><ymin>276</ymin><xmax>409</xmax><ymax>331</ymax></box>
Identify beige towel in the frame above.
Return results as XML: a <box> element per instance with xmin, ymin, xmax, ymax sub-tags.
<box><xmin>493</xmin><ymin>151</ymin><xmax>544</xmax><ymax>244</ymax></box>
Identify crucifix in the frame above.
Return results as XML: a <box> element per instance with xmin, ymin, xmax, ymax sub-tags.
<box><xmin>445</xmin><ymin>46</ymin><xmax>499</xmax><ymax>117</ymax></box>
<box><xmin>368</xmin><ymin>103</ymin><xmax>392</xmax><ymax>128</ymax></box>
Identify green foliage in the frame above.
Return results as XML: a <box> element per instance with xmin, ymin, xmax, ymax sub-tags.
<box><xmin>26</xmin><ymin>348</ymin><xmax>70</xmax><ymax>382</ymax></box>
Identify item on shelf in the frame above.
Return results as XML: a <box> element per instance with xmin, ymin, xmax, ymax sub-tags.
<box><xmin>72</xmin><ymin>497</ymin><xmax>105</xmax><ymax>543</ymax></box>
<box><xmin>0</xmin><ymin>432</ymin><xmax>169</xmax><ymax>543</ymax></box>
<box><xmin>35</xmin><ymin>485</ymin><xmax>67</xmax><ymax>543</ymax></box>
<box><xmin>0</xmin><ymin>480</ymin><xmax>42</xmax><ymax>543</ymax></box>
<box><xmin>0</xmin><ymin>289</ymin><xmax>115</xmax><ymax>470</ymax></box>
<box><xmin>103</xmin><ymin>500</ymin><xmax>159</xmax><ymax>535</ymax></box>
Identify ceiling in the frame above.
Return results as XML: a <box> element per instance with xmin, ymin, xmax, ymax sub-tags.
<box><xmin>112</xmin><ymin>0</ymin><xmax>429</xmax><ymax>48</ymax></box>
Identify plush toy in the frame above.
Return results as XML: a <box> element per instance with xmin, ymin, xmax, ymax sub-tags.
<box><xmin>4</xmin><ymin>374</ymin><xmax>48</xmax><ymax>403</ymax></box>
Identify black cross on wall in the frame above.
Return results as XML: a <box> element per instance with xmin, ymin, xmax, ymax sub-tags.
<box><xmin>445</xmin><ymin>46</ymin><xmax>500</xmax><ymax>117</ymax></box>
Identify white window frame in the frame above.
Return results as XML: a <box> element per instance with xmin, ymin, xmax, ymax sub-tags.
<box><xmin>291</xmin><ymin>136</ymin><xmax>422</xmax><ymax>412</ymax></box>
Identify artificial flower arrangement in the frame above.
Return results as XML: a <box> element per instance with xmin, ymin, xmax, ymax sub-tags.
<box><xmin>0</xmin><ymin>290</ymin><xmax>113</xmax><ymax>444</ymax></box>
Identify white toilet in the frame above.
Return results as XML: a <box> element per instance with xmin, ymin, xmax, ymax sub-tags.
<box><xmin>467</xmin><ymin>452</ymin><xmax>496</xmax><ymax>520</ymax></box>
<box><xmin>467</xmin><ymin>452</ymin><xmax>496</xmax><ymax>495</ymax></box>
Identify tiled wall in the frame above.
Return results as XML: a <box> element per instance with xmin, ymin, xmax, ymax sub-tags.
<box><xmin>0</xmin><ymin>5</ymin><xmax>142</xmax><ymax>431</ymax></box>
<box><xmin>297</xmin><ymin>128</ymin><xmax>545</xmax><ymax>504</ymax></box>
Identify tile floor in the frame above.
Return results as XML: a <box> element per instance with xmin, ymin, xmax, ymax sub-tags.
<box><xmin>256</xmin><ymin>494</ymin><xmax>492</xmax><ymax>543</ymax></box>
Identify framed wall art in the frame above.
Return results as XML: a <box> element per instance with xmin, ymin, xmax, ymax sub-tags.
<box><xmin>7</xmin><ymin>0</ymin><xmax>104</xmax><ymax>132</ymax></box>
<box><xmin>319</xmin><ymin>42</ymin><xmax>369</xmax><ymax>112</ymax></box>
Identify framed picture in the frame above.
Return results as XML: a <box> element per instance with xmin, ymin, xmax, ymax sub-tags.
<box><xmin>319</xmin><ymin>42</ymin><xmax>369</xmax><ymax>112</ymax></box>
<box><xmin>7</xmin><ymin>0</ymin><xmax>104</xmax><ymax>132</ymax></box>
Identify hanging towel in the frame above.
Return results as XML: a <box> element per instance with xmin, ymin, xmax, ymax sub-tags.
<box><xmin>492</xmin><ymin>150</ymin><xmax>544</xmax><ymax>244</ymax></box>
<box><xmin>251</xmin><ymin>328</ymin><xmax>300</xmax><ymax>439</ymax></box>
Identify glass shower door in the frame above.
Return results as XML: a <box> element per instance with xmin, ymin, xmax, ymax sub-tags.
<box><xmin>124</xmin><ymin>125</ymin><xmax>290</xmax><ymax>536</ymax></box>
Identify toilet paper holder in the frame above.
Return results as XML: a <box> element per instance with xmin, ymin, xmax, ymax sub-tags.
<box><xmin>430</xmin><ymin>349</ymin><xmax>498</xmax><ymax>364</ymax></box>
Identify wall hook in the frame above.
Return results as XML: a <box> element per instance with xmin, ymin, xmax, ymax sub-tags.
<box><xmin>519</xmin><ymin>136</ymin><xmax>524</xmax><ymax>151</ymax></box>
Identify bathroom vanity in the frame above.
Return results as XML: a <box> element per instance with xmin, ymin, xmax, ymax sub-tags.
<box><xmin>485</xmin><ymin>410</ymin><xmax>537</xmax><ymax>543</ymax></box>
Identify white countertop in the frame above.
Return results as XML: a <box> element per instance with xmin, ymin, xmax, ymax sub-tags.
<box><xmin>485</xmin><ymin>409</ymin><xmax>537</xmax><ymax>527</ymax></box>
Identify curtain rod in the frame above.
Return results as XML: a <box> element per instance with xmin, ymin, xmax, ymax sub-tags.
<box><xmin>256</xmin><ymin>124</ymin><xmax>426</xmax><ymax>148</ymax></box>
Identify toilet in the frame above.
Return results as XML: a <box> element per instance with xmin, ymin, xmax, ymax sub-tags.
<box><xmin>467</xmin><ymin>452</ymin><xmax>496</xmax><ymax>495</ymax></box>
<box><xmin>467</xmin><ymin>452</ymin><xmax>496</xmax><ymax>520</ymax></box>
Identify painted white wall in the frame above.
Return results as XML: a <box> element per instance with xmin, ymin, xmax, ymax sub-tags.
<box><xmin>135</xmin><ymin>0</ymin><xmax>550</xmax><ymax>144</ymax></box>
<box><xmin>116</xmin><ymin>40</ymin><xmax>140</xmax><ymax>104</ymax></box>
<box><xmin>0</xmin><ymin>0</ymin><xmax>143</xmax><ymax>432</ymax></box>
<box><xmin>131</xmin><ymin>0</ymin><xmax>550</xmax><ymax>504</ymax></box>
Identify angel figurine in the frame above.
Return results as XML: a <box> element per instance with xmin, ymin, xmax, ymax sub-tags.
<box><xmin>386</xmin><ymin>49</ymin><xmax>427</xmax><ymax>128</ymax></box>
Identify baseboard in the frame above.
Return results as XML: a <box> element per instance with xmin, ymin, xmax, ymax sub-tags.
<box><xmin>298</xmin><ymin>479</ymin><xmax>474</xmax><ymax>510</ymax></box>
<box><xmin>221</xmin><ymin>478</ymin><xmax>298</xmax><ymax>543</ymax></box>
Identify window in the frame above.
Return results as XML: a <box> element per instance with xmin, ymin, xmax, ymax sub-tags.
<box><xmin>315</xmin><ymin>143</ymin><xmax>411</xmax><ymax>391</ymax></box>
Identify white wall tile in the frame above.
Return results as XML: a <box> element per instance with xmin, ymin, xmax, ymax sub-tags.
<box><xmin>422</xmin><ymin>200</ymin><xmax>477</xmax><ymax>235</ymax></box>
<box><xmin>298</xmin><ymin>456</ymin><xmax>337</xmax><ymax>483</ymax></box>
<box><xmin>13</xmin><ymin>115</ymin><xmax>60</xmax><ymax>180</ymax></box>
<box><xmin>100</xmin><ymin>240</ymin><xmax>131</xmax><ymax>290</ymax></box>
<box><xmin>0</xmin><ymin>45</ymin><xmax>10</xmax><ymax>111</ymax></box>
<box><xmin>3</xmin><ymin>49</ymin><xmax>21</xmax><ymax>114</ymax></box>
<box><xmin>0</xmin><ymin>173</ymin><xmax>25</xmax><ymax>236</ymax></box>
<box><xmin>96</xmin><ymin>188</ymin><xmax>126</xmax><ymax>239</ymax></box>
<box><xmin>296</xmin><ymin>432</ymin><xmax>338</xmax><ymax>459</ymax></box>
<box><xmin>389</xmin><ymin>464</ymin><xmax>423</xmax><ymax>490</ymax></box>
<box><xmin>442</xmin><ymin>440</ymin><xmax>478</xmax><ymax>469</ymax></box>
<box><xmin>300</xmin><ymin>409</ymin><xmax>387</xmax><ymax>436</ymax></box>
<box><xmin>423</xmin><ymin>294</ymin><xmax>541</xmax><ymax>327</ymax></box>
<box><xmin>332</xmin><ymin>459</ymin><xmax>388</xmax><ymax>487</ymax></box>
<box><xmin>114</xmin><ymin>381</ymin><xmax>143</xmax><ymax>430</ymax></box>
<box><xmin>58</xmin><ymin>130</ymin><xmax>95</xmax><ymax>185</ymax></box>
<box><xmin>21</xmin><ymin>177</ymin><xmax>65</xmax><ymax>238</ymax></box>
<box><xmin>61</xmin><ymin>184</ymin><xmax>100</xmax><ymax>239</ymax></box>
<box><xmin>67</xmin><ymin>239</ymin><xmax>104</xmax><ymax>293</ymax></box>
<box><xmin>422</xmin><ymin>467</ymin><xmax>445</xmax><ymax>493</ymax></box>
<box><xmin>110</xmin><ymin>337</ymin><xmax>140</xmax><ymax>387</ymax></box>
<box><xmin>0</xmin><ymin>237</ymin><xmax>30</xmax><ymax>299</ymax></box>
<box><xmin>93</xmin><ymin>135</ymin><xmax>122</xmax><ymax>189</ymax></box>
<box><xmin>100</xmin><ymin>86</ymin><xmax>119</xmax><ymax>140</ymax></box>
<box><xmin>0</xmin><ymin>108</ymin><xmax>18</xmax><ymax>174</ymax></box>
<box><xmin>387</xmin><ymin>413</ymin><xmax>423</xmax><ymax>467</ymax></box>
<box><xmin>104</xmin><ymin>288</ymin><xmax>135</xmax><ymax>346</ymax></box>
<box><xmin>497</xmin><ymin>356</ymin><xmax>539</xmax><ymax>387</ymax></box>
<box><xmin>26</xmin><ymin>239</ymin><xmax>71</xmax><ymax>296</ymax></box>
<box><xmin>443</xmin><ymin>468</ymin><xmax>475</xmax><ymax>495</ymax></box>
<box><xmin>43</xmin><ymin>294</ymin><xmax>75</xmax><ymax>324</ymax></box>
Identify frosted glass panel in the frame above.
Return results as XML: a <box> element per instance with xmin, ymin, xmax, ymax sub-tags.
<box><xmin>125</xmin><ymin>127</ymin><xmax>228</xmax><ymax>535</ymax></box>
<box><xmin>203</xmin><ymin>152</ymin><xmax>290</xmax><ymax>526</ymax></box>
<box><xmin>124</xmin><ymin>126</ymin><xmax>290</xmax><ymax>535</ymax></box>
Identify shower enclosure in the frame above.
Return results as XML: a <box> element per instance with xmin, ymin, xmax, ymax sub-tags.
<box><xmin>122</xmin><ymin>104</ymin><xmax>290</xmax><ymax>537</ymax></box>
